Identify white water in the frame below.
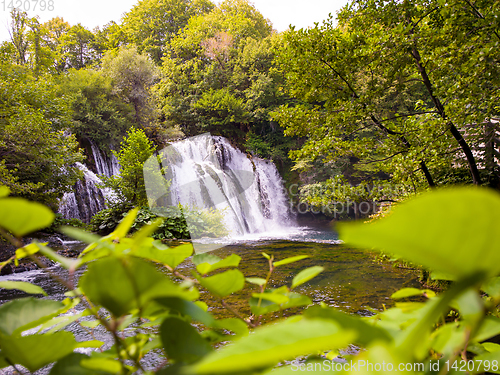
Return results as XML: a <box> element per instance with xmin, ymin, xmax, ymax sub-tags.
<box><xmin>89</xmin><ymin>140</ymin><xmax>120</xmax><ymax>178</ymax></box>
<box><xmin>58</xmin><ymin>163</ymin><xmax>114</xmax><ymax>223</ymax></box>
<box><xmin>145</xmin><ymin>134</ymin><xmax>296</xmax><ymax>248</ymax></box>
<box><xmin>58</xmin><ymin>142</ymin><xmax>120</xmax><ymax>223</ymax></box>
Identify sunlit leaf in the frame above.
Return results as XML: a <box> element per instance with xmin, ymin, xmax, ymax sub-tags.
<box><xmin>0</xmin><ymin>198</ymin><xmax>54</xmax><ymax>236</ymax></box>
<box><xmin>80</xmin><ymin>256</ymin><xmax>197</xmax><ymax>317</ymax></box>
<box><xmin>0</xmin><ymin>281</ymin><xmax>46</xmax><ymax>296</ymax></box>
<box><xmin>246</xmin><ymin>277</ymin><xmax>267</xmax><ymax>286</ymax></box>
<box><xmin>197</xmin><ymin>269</ymin><xmax>245</xmax><ymax>298</ymax></box>
<box><xmin>132</xmin><ymin>241</ymin><xmax>193</xmax><ymax>269</ymax></box>
<box><xmin>340</xmin><ymin>188</ymin><xmax>500</xmax><ymax>278</ymax></box>
<box><xmin>0</xmin><ymin>331</ymin><xmax>77</xmax><ymax>372</ymax></box>
<box><xmin>0</xmin><ymin>297</ymin><xmax>65</xmax><ymax>335</ymax></box>
<box><xmin>304</xmin><ymin>305</ymin><xmax>392</xmax><ymax>346</ymax></box>
<box><xmin>391</xmin><ymin>288</ymin><xmax>436</xmax><ymax>299</ymax></box>
<box><xmin>49</xmin><ymin>353</ymin><xmax>110</xmax><ymax>375</ymax></box>
<box><xmin>195</xmin><ymin>254</ymin><xmax>241</xmax><ymax>275</ymax></box>
<box><xmin>190</xmin><ymin>319</ymin><xmax>356</xmax><ymax>374</ymax></box>
<box><xmin>291</xmin><ymin>266</ymin><xmax>324</xmax><ymax>288</ymax></box>
<box><xmin>113</xmin><ymin>208</ymin><xmax>139</xmax><ymax>239</ymax></box>
<box><xmin>273</xmin><ymin>255</ymin><xmax>309</xmax><ymax>267</ymax></box>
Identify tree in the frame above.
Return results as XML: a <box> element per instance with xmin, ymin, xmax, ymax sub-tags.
<box><xmin>273</xmin><ymin>0</ymin><xmax>500</xmax><ymax>192</ymax></box>
<box><xmin>102</xmin><ymin>46</ymin><xmax>160</xmax><ymax>129</ymax></box>
<box><xmin>59</xmin><ymin>24</ymin><xmax>97</xmax><ymax>69</ymax></box>
<box><xmin>156</xmin><ymin>0</ymin><xmax>287</xmax><ymax>148</ymax></box>
<box><xmin>122</xmin><ymin>0</ymin><xmax>214</xmax><ymax>64</ymax></box>
<box><xmin>57</xmin><ymin>68</ymin><xmax>136</xmax><ymax>151</ymax></box>
<box><xmin>0</xmin><ymin>63</ymin><xmax>83</xmax><ymax>208</ymax></box>
<box><xmin>101</xmin><ymin>128</ymin><xmax>156</xmax><ymax>206</ymax></box>
<box><xmin>9</xmin><ymin>8</ymin><xmax>29</xmax><ymax>65</ymax></box>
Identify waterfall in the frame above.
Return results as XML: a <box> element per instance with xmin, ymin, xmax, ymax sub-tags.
<box><xmin>144</xmin><ymin>134</ymin><xmax>294</xmax><ymax>244</ymax></box>
<box><xmin>89</xmin><ymin>141</ymin><xmax>120</xmax><ymax>177</ymax></box>
<box><xmin>58</xmin><ymin>140</ymin><xmax>121</xmax><ymax>222</ymax></box>
<box><xmin>58</xmin><ymin>163</ymin><xmax>107</xmax><ymax>223</ymax></box>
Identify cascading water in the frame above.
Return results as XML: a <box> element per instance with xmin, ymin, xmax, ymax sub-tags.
<box><xmin>145</xmin><ymin>134</ymin><xmax>294</xmax><ymax>243</ymax></box>
<box><xmin>58</xmin><ymin>142</ymin><xmax>120</xmax><ymax>223</ymax></box>
<box><xmin>89</xmin><ymin>140</ymin><xmax>120</xmax><ymax>178</ymax></box>
<box><xmin>58</xmin><ymin>163</ymin><xmax>107</xmax><ymax>223</ymax></box>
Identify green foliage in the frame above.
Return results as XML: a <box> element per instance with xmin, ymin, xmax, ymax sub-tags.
<box><xmin>0</xmin><ymin>190</ymin><xmax>322</xmax><ymax>374</ymax></box>
<box><xmin>91</xmin><ymin>204</ymin><xmax>228</xmax><ymax>240</ymax></box>
<box><xmin>122</xmin><ymin>0</ymin><xmax>214</xmax><ymax>64</ymax></box>
<box><xmin>101</xmin><ymin>46</ymin><xmax>161</xmax><ymax>131</ymax></box>
<box><xmin>57</xmin><ymin>68</ymin><xmax>135</xmax><ymax>150</ymax></box>
<box><xmin>2</xmin><ymin>184</ymin><xmax>500</xmax><ymax>374</ymax></box>
<box><xmin>274</xmin><ymin>0</ymin><xmax>500</xmax><ymax>193</ymax></box>
<box><xmin>101</xmin><ymin>127</ymin><xmax>155</xmax><ymax>207</ymax></box>
<box><xmin>156</xmin><ymin>3</ymin><xmax>290</xmax><ymax>150</ymax></box>
<box><xmin>0</xmin><ymin>63</ymin><xmax>84</xmax><ymax>208</ymax></box>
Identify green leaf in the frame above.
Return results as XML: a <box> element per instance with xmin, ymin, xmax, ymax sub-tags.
<box><xmin>192</xmin><ymin>253</ymin><xmax>221</xmax><ymax>266</ymax></box>
<box><xmin>190</xmin><ymin>318</ymin><xmax>356</xmax><ymax>374</ymax></box>
<box><xmin>49</xmin><ymin>353</ymin><xmax>111</xmax><ymax>375</ymax></box>
<box><xmin>213</xmin><ymin>318</ymin><xmax>249</xmax><ymax>337</ymax></box>
<box><xmin>0</xmin><ymin>331</ymin><xmax>77</xmax><ymax>372</ymax></box>
<box><xmin>154</xmin><ymin>297</ymin><xmax>215</xmax><ymax>326</ymax></box>
<box><xmin>80</xmin><ymin>256</ymin><xmax>197</xmax><ymax>317</ymax></box>
<box><xmin>473</xmin><ymin>316</ymin><xmax>500</xmax><ymax>342</ymax></box>
<box><xmin>261</xmin><ymin>252</ymin><xmax>270</xmax><ymax>260</ymax></box>
<box><xmin>0</xmin><ymin>185</ymin><xmax>10</xmax><ymax>198</ymax></box>
<box><xmin>14</xmin><ymin>243</ymin><xmax>40</xmax><ymax>260</ymax></box>
<box><xmin>113</xmin><ymin>208</ymin><xmax>139</xmax><ymax>238</ymax></box>
<box><xmin>273</xmin><ymin>255</ymin><xmax>309</xmax><ymax>267</ymax></box>
<box><xmin>195</xmin><ymin>254</ymin><xmax>241</xmax><ymax>275</ymax></box>
<box><xmin>132</xmin><ymin>218</ymin><xmax>163</xmax><ymax>245</ymax></box>
<box><xmin>339</xmin><ymin>188</ymin><xmax>500</xmax><ymax>278</ymax></box>
<box><xmin>391</xmin><ymin>288</ymin><xmax>436</xmax><ymax>299</ymax></box>
<box><xmin>0</xmin><ymin>297</ymin><xmax>64</xmax><ymax>335</ymax></box>
<box><xmin>80</xmin><ymin>357</ymin><xmax>123</xmax><ymax>374</ymax></box>
<box><xmin>36</xmin><ymin>242</ymin><xmax>81</xmax><ymax>270</ymax></box>
<box><xmin>132</xmin><ymin>241</ymin><xmax>193</xmax><ymax>269</ymax></box>
<box><xmin>291</xmin><ymin>266</ymin><xmax>324</xmax><ymax>289</ymax></box>
<box><xmin>304</xmin><ymin>305</ymin><xmax>392</xmax><ymax>346</ymax></box>
<box><xmin>161</xmin><ymin>317</ymin><xmax>212</xmax><ymax>364</ymax></box>
<box><xmin>245</xmin><ymin>277</ymin><xmax>267</xmax><ymax>286</ymax></box>
<box><xmin>0</xmin><ymin>198</ymin><xmax>54</xmax><ymax>236</ymax></box>
<box><xmin>252</xmin><ymin>292</ymin><xmax>289</xmax><ymax>305</ymax></box>
<box><xmin>60</xmin><ymin>226</ymin><xmax>101</xmax><ymax>244</ymax></box>
<box><xmin>482</xmin><ymin>277</ymin><xmax>500</xmax><ymax>299</ymax></box>
<box><xmin>0</xmin><ymin>281</ymin><xmax>46</xmax><ymax>296</ymax></box>
<box><xmin>474</xmin><ymin>350</ymin><xmax>500</xmax><ymax>374</ymax></box>
<box><xmin>197</xmin><ymin>269</ymin><xmax>245</xmax><ymax>298</ymax></box>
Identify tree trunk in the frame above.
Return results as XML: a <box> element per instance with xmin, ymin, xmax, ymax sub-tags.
<box><xmin>410</xmin><ymin>47</ymin><xmax>482</xmax><ymax>185</ymax></box>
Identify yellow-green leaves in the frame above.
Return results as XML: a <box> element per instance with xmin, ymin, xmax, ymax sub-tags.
<box><xmin>191</xmin><ymin>319</ymin><xmax>356</xmax><ymax>374</ymax></box>
<box><xmin>196</xmin><ymin>270</ymin><xmax>245</xmax><ymax>298</ymax></box>
<box><xmin>340</xmin><ymin>187</ymin><xmax>500</xmax><ymax>279</ymax></box>
<box><xmin>0</xmin><ymin>298</ymin><xmax>64</xmax><ymax>336</ymax></box>
<box><xmin>292</xmin><ymin>266</ymin><xmax>324</xmax><ymax>289</ymax></box>
<box><xmin>0</xmin><ymin>197</ymin><xmax>54</xmax><ymax>237</ymax></box>
<box><xmin>193</xmin><ymin>253</ymin><xmax>241</xmax><ymax>275</ymax></box>
<box><xmin>80</xmin><ymin>256</ymin><xmax>197</xmax><ymax>317</ymax></box>
<box><xmin>0</xmin><ymin>281</ymin><xmax>46</xmax><ymax>296</ymax></box>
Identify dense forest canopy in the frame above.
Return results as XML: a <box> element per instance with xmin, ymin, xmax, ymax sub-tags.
<box><xmin>0</xmin><ymin>0</ymin><xmax>498</xmax><ymax>213</ymax></box>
